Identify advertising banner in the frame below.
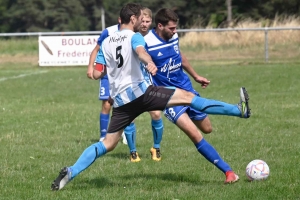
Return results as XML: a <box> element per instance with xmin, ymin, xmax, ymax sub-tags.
<box><xmin>38</xmin><ymin>35</ymin><xmax>99</xmax><ymax>66</ymax></box>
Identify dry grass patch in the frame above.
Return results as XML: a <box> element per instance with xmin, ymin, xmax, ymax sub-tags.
<box><xmin>0</xmin><ymin>54</ymin><xmax>38</xmax><ymax>65</ymax></box>
<box><xmin>180</xmin><ymin>16</ymin><xmax>300</xmax><ymax>47</ymax></box>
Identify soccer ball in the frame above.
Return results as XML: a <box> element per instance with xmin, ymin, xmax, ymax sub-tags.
<box><xmin>246</xmin><ymin>159</ymin><xmax>270</xmax><ymax>181</ymax></box>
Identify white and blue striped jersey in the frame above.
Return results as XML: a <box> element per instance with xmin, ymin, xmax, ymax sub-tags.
<box><xmin>144</xmin><ymin>28</ymin><xmax>194</xmax><ymax>93</ymax></box>
<box><xmin>96</xmin><ymin>24</ymin><xmax>119</xmax><ymax>63</ymax></box>
<box><xmin>96</xmin><ymin>24</ymin><xmax>119</xmax><ymax>79</ymax></box>
<box><xmin>98</xmin><ymin>29</ymin><xmax>151</xmax><ymax>108</ymax></box>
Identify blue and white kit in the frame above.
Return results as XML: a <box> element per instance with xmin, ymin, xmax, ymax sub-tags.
<box><xmin>96</xmin><ymin>24</ymin><xmax>119</xmax><ymax>100</ymax></box>
<box><xmin>144</xmin><ymin>28</ymin><xmax>207</xmax><ymax>123</ymax></box>
<box><xmin>98</xmin><ymin>30</ymin><xmax>152</xmax><ymax>108</ymax></box>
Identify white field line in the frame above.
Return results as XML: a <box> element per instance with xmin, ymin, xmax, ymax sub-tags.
<box><xmin>0</xmin><ymin>70</ymin><xmax>48</xmax><ymax>82</ymax></box>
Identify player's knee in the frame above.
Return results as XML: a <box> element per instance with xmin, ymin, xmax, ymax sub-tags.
<box><xmin>101</xmin><ymin>100</ymin><xmax>111</xmax><ymax>113</ymax></box>
<box><xmin>202</xmin><ymin>125</ymin><xmax>213</xmax><ymax>134</ymax></box>
<box><xmin>102</xmin><ymin>139</ymin><xmax>118</xmax><ymax>152</ymax></box>
<box><xmin>149</xmin><ymin>111</ymin><xmax>161</xmax><ymax>120</ymax></box>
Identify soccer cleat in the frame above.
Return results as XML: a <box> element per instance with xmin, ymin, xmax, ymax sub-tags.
<box><xmin>150</xmin><ymin>147</ymin><xmax>161</xmax><ymax>161</ymax></box>
<box><xmin>130</xmin><ymin>151</ymin><xmax>141</xmax><ymax>162</ymax></box>
<box><xmin>51</xmin><ymin>167</ymin><xmax>72</xmax><ymax>191</ymax></box>
<box><xmin>224</xmin><ymin>171</ymin><xmax>239</xmax><ymax>184</ymax></box>
<box><xmin>238</xmin><ymin>87</ymin><xmax>251</xmax><ymax>118</ymax></box>
<box><xmin>121</xmin><ymin>132</ymin><xmax>128</xmax><ymax>145</ymax></box>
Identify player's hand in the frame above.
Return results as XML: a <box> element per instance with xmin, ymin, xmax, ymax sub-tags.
<box><xmin>146</xmin><ymin>62</ymin><xmax>157</xmax><ymax>76</ymax></box>
<box><xmin>87</xmin><ymin>65</ymin><xmax>94</xmax><ymax>79</ymax></box>
<box><xmin>194</xmin><ymin>76</ymin><xmax>210</xmax><ymax>88</ymax></box>
<box><xmin>108</xmin><ymin>96</ymin><xmax>114</xmax><ymax>106</ymax></box>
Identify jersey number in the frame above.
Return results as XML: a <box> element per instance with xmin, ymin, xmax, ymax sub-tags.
<box><xmin>168</xmin><ymin>108</ymin><xmax>176</xmax><ymax>118</ymax></box>
<box><xmin>100</xmin><ymin>87</ymin><xmax>105</xmax><ymax>96</ymax></box>
<box><xmin>116</xmin><ymin>46</ymin><xmax>123</xmax><ymax>68</ymax></box>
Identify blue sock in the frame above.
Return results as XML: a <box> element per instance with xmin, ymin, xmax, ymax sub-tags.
<box><xmin>70</xmin><ymin>141</ymin><xmax>107</xmax><ymax>178</ymax></box>
<box><xmin>190</xmin><ymin>96</ymin><xmax>241</xmax><ymax>117</ymax></box>
<box><xmin>195</xmin><ymin>139</ymin><xmax>231</xmax><ymax>173</ymax></box>
<box><xmin>124</xmin><ymin>123</ymin><xmax>137</xmax><ymax>153</ymax></box>
<box><xmin>100</xmin><ymin>113</ymin><xmax>109</xmax><ymax>138</ymax></box>
<box><xmin>151</xmin><ymin>119</ymin><xmax>163</xmax><ymax>149</ymax></box>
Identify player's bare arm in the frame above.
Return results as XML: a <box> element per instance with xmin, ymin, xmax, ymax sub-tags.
<box><xmin>87</xmin><ymin>44</ymin><xmax>100</xmax><ymax>79</ymax></box>
<box><xmin>181</xmin><ymin>52</ymin><xmax>210</xmax><ymax>88</ymax></box>
<box><xmin>135</xmin><ymin>46</ymin><xmax>157</xmax><ymax>76</ymax></box>
<box><xmin>93</xmin><ymin>64</ymin><xmax>107</xmax><ymax>80</ymax></box>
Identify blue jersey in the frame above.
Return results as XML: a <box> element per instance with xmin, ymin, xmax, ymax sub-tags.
<box><xmin>144</xmin><ymin>28</ymin><xmax>194</xmax><ymax>93</ymax></box>
<box><xmin>96</xmin><ymin>24</ymin><xmax>120</xmax><ymax>79</ymax></box>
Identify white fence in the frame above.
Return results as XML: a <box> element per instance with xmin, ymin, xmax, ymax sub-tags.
<box><xmin>1</xmin><ymin>27</ymin><xmax>300</xmax><ymax>62</ymax></box>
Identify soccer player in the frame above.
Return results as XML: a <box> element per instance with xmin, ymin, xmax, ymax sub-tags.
<box><xmin>87</xmin><ymin>8</ymin><xmax>164</xmax><ymax>162</ymax></box>
<box><xmin>144</xmin><ymin>8</ymin><xmax>244</xmax><ymax>184</ymax></box>
<box><xmin>51</xmin><ymin>3</ymin><xmax>250</xmax><ymax>191</ymax></box>
<box><xmin>124</xmin><ymin>7</ymin><xmax>164</xmax><ymax>162</ymax></box>
<box><xmin>87</xmin><ymin>23</ymin><xmax>128</xmax><ymax>143</ymax></box>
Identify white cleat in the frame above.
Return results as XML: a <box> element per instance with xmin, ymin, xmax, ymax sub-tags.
<box><xmin>51</xmin><ymin>167</ymin><xmax>72</xmax><ymax>191</ymax></box>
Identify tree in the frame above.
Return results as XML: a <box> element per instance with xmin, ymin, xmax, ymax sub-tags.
<box><xmin>0</xmin><ymin>0</ymin><xmax>10</xmax><ymax>32</ymax></box>
<box><xmin>1</xmin><ymin>0</ymin><xmax>300</xmax><ymax>33</ymax></box>
<box><xmin>226</xmin><ymin>0</ymin><xmax>232</xmax><ymax>24</ymax></box>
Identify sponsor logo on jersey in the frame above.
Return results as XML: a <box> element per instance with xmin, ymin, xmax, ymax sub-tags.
<box><xmin>174</xmin><ymin>45</ymin><xmax>179</xmax><ymax>54</ymax></box>
<box><xmin>149</xmin><ymin>91</ymin><xmax>170</xmax><ymax>99</ymax></box>
<box><xmin>109</xmin><ymin>35</ymin><xmax>128</xmax><ymax>43</ymax></box>
<box><xmin>160</xmin><ymin>58</ymin><xmax>182</xmax><ymax>73</ymax></box>
<box><xmin>157</xmin><ymin>52</ymin><xmax>163</xmax><ymax>56</ymax></box>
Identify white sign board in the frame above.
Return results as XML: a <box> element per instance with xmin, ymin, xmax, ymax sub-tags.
<box><xmin>38</xmin><ymin>35</ymin><xmax>99</xmax><ymax>66</ymax></box>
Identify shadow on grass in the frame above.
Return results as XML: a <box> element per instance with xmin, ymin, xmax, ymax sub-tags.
<box><xmin>70</xmin><ymin>177</ymin><xmax>111</xmax><ymax>190</ymax></box>
<box><xmin>123</xmin><ymin>172</ymin><xmax>219</xmax><ymax>186</ymax></box>
<box><xmin>104</xmin><ymin>152</ymin><xmax>129</xmax><ymax>160</ymax></box>
<box><xmin>70</xmin><ymin>172</ymin><xmax>220</xmax><ymax>190</ymax></box>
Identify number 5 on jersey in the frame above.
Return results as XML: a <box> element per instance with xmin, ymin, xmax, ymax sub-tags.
<box><xmin>116</xmin><ymin>46</ymin><xmax>123</xmax><ymax>68</ymax></box>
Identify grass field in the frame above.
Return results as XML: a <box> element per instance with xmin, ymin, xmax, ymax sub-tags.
<box><xmin>1</xmin><ymin>60</ymin><xmax>300</xmax><ymax>199</ymax></box>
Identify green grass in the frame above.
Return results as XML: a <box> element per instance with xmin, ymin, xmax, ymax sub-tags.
<box><xmin>0</xmin><ymin>37</ymin><xmax>38</xmax><ymax>55</ymax></box>
<box><xmin>1</xmin><ymin>63</ymin><xmax>300</xmax><ymax>200</ymax></box>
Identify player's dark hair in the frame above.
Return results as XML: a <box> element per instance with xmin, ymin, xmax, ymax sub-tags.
<box><xmin>154</xmin><ymin>8</ymin><xmax>178</xmax><ymax>26</ymax></box>
<box><xmin>119</xmin><ymin>3</ymin><xmax>143</xmax><ymax>24</ymax></box>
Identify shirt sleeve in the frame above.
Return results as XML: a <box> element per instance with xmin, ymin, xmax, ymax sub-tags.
<box><xmin>97</xmin><ymin>46</ymin><xmax>107</xmax><ymax>65</ymax></box>
<box><xmin>145</xmin><ymin>43</ymin><xmax>149</xmax><ymax>52</ymax></box>
<box><xmin>131</xmin><ymin>33</ymin><xmax>145</xmax><ymax>51</ymax></box>
<box><xmin>97</xmin><ymin>29</ymin><xmax>109</xmax><ymax>45</ymax></box>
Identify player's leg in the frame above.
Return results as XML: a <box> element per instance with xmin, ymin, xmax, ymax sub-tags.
<box><xmin>124</xmin><ymin>120</ymin><xmax>141</xmax><ymax>162</ymax></box>
<box><xmin>121</xmin><ymin>131</ymin><xmax>128</xmax><ymax>144</ymax></box>
<box><xmin>166</xmin><ymin>87</ymin><xmax>251</xmax><ymax>118</ymax></box>
<box><xmin>99</xmin><ymin>77</ymin><xmax>111</xmax><ymax>141</ymax></box>
<box><xmin>187</xmin><ymin>107</ymin><xmax>238</xmax><ymax>183</ymax></box>
<box><xmin>194</xmin><ymin>117</ymin><xmax>213</xmax><ymax>134</ymax></box>
<box><xmin>175</xmin><ymin>113</ymin><xmax>239</xmax><ymax>183</ymax></box>
<box><xmin>149</xmin><ymin>110</ymin><xmax>163</xmax><ymax>161</ymax></box>
<box><xmin>51</xmin><ymin>129</ymin><xmax>123</xmax><ymax>191</ymax></box>
<box><xmin>99</xmin><ymin>100</ymin><xmax>111</xmax><ymax>141</ymax></box>
<box><xmin>51</xmin><ymin>105</ymin><xmax>139</xmax><ymax>191</ymax></box>
<box><xmin>187</xmin><ymin>106</ymin><xmax>213</xmax><ymax>134</ymax></box>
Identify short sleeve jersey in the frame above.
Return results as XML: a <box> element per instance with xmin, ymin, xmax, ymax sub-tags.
<box><xmin>95</xmin><ymin>24</ymin><xmax>119</xmax><ymax>79</ymax></box>
<box><xmin>99</xmin><ymin>29</ymin><xmax>151</xmax><ymax>108</ymax></box>
<box><xmin>144</xmin><ymin>28</ymin><xmax>194</xmax><ymax>93</ymax></box>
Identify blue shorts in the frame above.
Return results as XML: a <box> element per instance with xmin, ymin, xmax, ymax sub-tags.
<box><xmin>99</xmin><ymin>77</ymin><xmax>110</xmax><ymax>100</ymax></box>
<box><xmin>163</xmin><ymin>91</ymin><xmax>207</xmax><ymax>123</ymax></box>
